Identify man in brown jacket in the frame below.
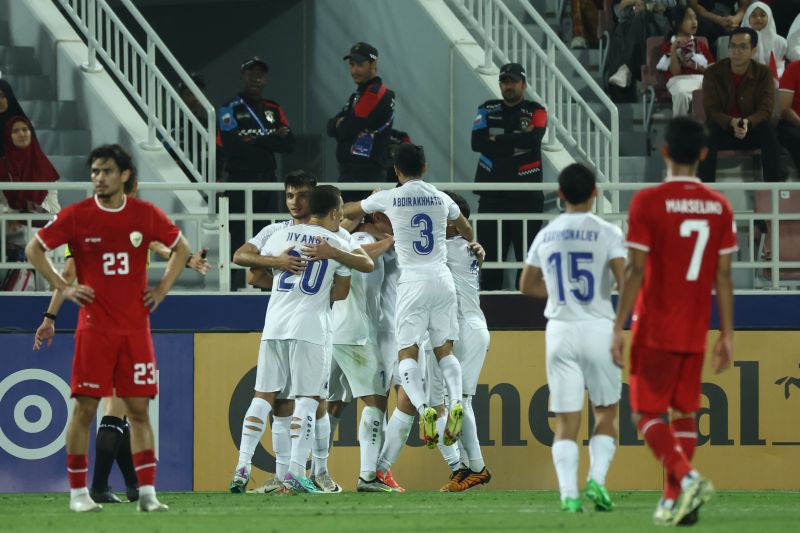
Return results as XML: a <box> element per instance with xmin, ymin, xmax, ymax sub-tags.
<box><xmin>698</xmin><ymin>27</ymin><xmax>784</xmax><ymax>183</ymax></box>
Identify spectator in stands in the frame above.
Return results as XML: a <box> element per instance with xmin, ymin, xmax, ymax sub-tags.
<box><xmin>689</xmin><ymin>0</ymin><xmax>751</xmax><ymax>44</ymax></box>
<box><xmin>658</xmin><ymin>5</ymin><xmax>714</xmax><ymax>116</ymax></box>
<box><xmin>471</xmin><ymin>63</ymin><xmax>547</xmax><ymax>290</ymax></box>
<box><xmin>778</xmin><ymin>57</ymin><xmax>800</xmax><ymax>176</ymax></box>
<box><xmin>178</xmin><ymin>72</ymin><xmax>207</xmax><ymax>124</ymax></box>
<box><xmin>0</xmin><ymin>79</ymin><xmax>28</xmax><ymax>157</ymax></box>
<box><xmin>218</xmin><ymin>56</ymin><xmax>294</xmax><ymax>289</ymax></box>
<box><xmin>606</xmin><ymin>0</ymin><xmax>674</xmax><ymax>91</ymax></box>
<box><xmin>386</xmin><ymin>128</ymin><xmax>411</xmax><ymax>183</ymax></box>
<box><xmin>698</xmin><ymin>27</ymin><xmax>785</xmax><ymax>182</ymax></box>
<box><xmin>786</xmin><ymin>13</ymin><xmax>800</xmax><ymax>61</ymax></box>
<box><xmin>570</xmin><ymin>0</ymin><xmax>602</xmax><ymax>49</ymax></box>
<box><xmin>741</xmin><ymin>2</ymin><xmax>786</xmax><ymax>79</ymax></box>
<box><xmin>327</xmin><ymin>42</ymin><xmax>395</xmax><ymax>202</ymax></box>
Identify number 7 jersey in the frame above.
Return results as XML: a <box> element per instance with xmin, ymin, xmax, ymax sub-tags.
<box><xmin>626</xmin><ymin>177</ymin><xmax>738</xmax><ymax>352</ymax></box>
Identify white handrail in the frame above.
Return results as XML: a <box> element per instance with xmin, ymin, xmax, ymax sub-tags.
<box><xmin>448</xmin><ymin>0</ymin><xmax>619</xmax><ymax>201</ymax></box>
<box><xmin>54</xmin><ymin>0</ymin><xmax>216</xmax><ymax>184</ymax></box>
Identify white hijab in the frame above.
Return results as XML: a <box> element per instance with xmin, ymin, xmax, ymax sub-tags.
<box><xmin>741</xmin><ymin>1</ymin><xmax>787</xmax><ymax>78</ymax></box>
<box><xmin>787</xmin><ymin>14</ymin><xmax>800</xmax><ymax>62</ymax></box>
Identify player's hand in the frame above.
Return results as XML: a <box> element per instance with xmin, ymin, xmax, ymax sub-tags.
<box><xmin>62</xmin><ymin>284</ymin><xmax>94</xmax><ymax>307</ymax></box>
<box><xmin>302</xmin><ymin>238</ymin><xmax>338</xmax><ymax>261</ymax></box>
<box><xmin>143</xmin><ymin>286</ymin><xmax>167</xmax><ymax>312</ymax></box>
<box><xmin>275</xmin><ymin>246</ymin><xmax>305</xmax><ymax>274</ymax></box>
<box><xmin>611</xmin><ymin>330</ymin><xmax>626</xmax><ymax>369</ymax></box>
<box><xmin>712</xmin><ymin>334</ymin><xmax>733</xmax><ymax>374</ymax></box>
<box><xmin>468</xmin><ymin>241</ymin><xmax>486</xmax><ymax>262</ymax></box>
<box><xmin>188</xmin><ymin>248</ymin><xmax>211</xmax><ymax>275</ymax></box>
<box><xmin>33</xmin><ymin>320</ymin><xmax>56</xmax><ymax>350</ymax></box>
<box><xmin>275</xmin><ymin>127</ymin><xmax>290</xmax><ymax>137</ymax></box>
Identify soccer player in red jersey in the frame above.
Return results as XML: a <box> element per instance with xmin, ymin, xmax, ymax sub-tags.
<box><xmin>25</xmin><ymin>144</ymin><xmax>191</xmax><ymax>513</ymax></box>
<box><xmin>611</xmin><ymin>117</ymin><xmax>737</xmax><ymax>526</ymax></box>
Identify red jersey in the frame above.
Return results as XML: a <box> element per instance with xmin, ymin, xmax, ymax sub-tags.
<box><xmin>36</xmin><ymin>195</ymin><xmax>181</xmax><ymax>333</ymax></box>
<box><xmin>626</xmin><ymin>178</ymin><xmax>738</xmax><ymax>353</ymax></box>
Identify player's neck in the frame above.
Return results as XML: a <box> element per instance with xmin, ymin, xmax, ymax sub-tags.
<box><xmin>666</xmin><ymin>165</ymin><xmax>699</xmax><ymax>179</ymax></box>
<box><xmin>95</xmin><ymin>193</ymin><xmax>126</xmax><ymax>210</ymax></box>
<box><xmin>564</xmin><ymin>202</ymin><xmax>592</xmax><ymax>213</ymax></box>
<box><xmin>308</xmin><ymin>217</ymin><xmax>335</xmax><ymax>232</ymax></box>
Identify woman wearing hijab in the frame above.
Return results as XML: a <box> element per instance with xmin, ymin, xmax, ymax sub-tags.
<box><xmin>0</xmin><ymin>80</ymin><xmax>28</xmax><ymax>156</ymax></box>
<box><xmin>741</xmin><ymin>1</ymin><xmax>787</xmax><ymax>79</ymax></box>
<box><xmin>787</xmin><ymin>13</ymin><xmax>800</xmax><ymax>62</ymax></box>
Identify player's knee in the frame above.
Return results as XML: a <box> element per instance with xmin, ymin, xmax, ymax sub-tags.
<box><xmin>125</xmin><ymin>409</ymin><xmax>150</xmax><ymax>426</ymax></box>
<box><xmin>72</xmin><ymin>402</ymin><xmax>98</xmax><ymax>425</ymax></box>
<box><xmin>671</xmin><ymin>410</ymin><xmax>695</xmax><ymax>421</ymax></box>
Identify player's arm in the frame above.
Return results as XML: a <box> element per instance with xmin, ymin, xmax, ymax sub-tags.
<box><xmin>342</xmin><ymin>200</ymin><xmax>367</xmax><ymax>222</ymax></box>
<box><xmin>34</xmin><ymin>257</ymin><xmax>77</xmax><ymax>350</ymax></box>
<box><xmin>143</xmin><ymin>235</ymin><xmax>191</xmax><ymax>311</ymax></box>
<box><xmin>25</xmin><ymin>238</ymin><xmax>94</xmax><ymax>306</ymax></box>
<box><xmin>232</xmin><ymin>242</ymin><xmax>305</xmax><ymax>274</ymax></box>
<box><xmin>712</xmin><ymin>252</ymin><xmax>734</xmax><ymax>374</ymax></box>
<box><xmin>609</xmin><ymin>257</ymin><xmax>625</xmax><ymax>293</ymax></box>
<box><xmin>151</xmin><ymin>241</ymin><xmax>210</xmax><ymax>275</ymax></box>
<box><xmin>247</xmin><ymin>268</ymin><xmax>274</xmax><ymax>289</ymax></box>
<box><xmin>519</xmin><ymin>264</ymin><xmax>548</xmax><ymax>298</ymax></box>
<box><xmin>330</xmin><ymin>274</ymin><xmax>351</xmax><ymax>302</ymax></box>
<box><xmin>302</xmin><ymin>239</ymin><xmax>375</xmax><ymax>273</ymax></box>
<box><xmin>360</xmin><ymin>236</ymin><xmax>394</xmax><ymax>260</ymax></box>
<box><xmin>611</xmin><ymin>248</ymin><xmax>647</xmax><ymax>368</ymax></box>
<box><xmin>469</xmin><ymin>241</ymin><xmax>486</xmax><ymax>266</ymax></box>
<box><xmin>452</xmin><ymin>213</ymin><xmax>474</xmax><ymax>242</ymax></box>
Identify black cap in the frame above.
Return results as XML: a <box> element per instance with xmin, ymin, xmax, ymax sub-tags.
<box><xmin>499</xmin><ymin>63</ymin><xmax>526</xmax><ymax>81</ymax></box>
<box><xmin>343</xmin><ymin>42</ymin><xmax>378</xmax><ymax>63</ymax></box>
<box><xmin>240</xmin><ymin>56</ymin><xmax>269</xmax><ymax>73</ymax></box>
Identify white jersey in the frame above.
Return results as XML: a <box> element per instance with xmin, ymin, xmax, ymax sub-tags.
<box><xmin>249</xmin><ymin>220</ymin><xmax>293</xmax><ymax>250</ymax></box>
<box><xmin>361</xmin><ymin>180</ymin><xmax>460</xmax><ymax>283</ymax></box>
<box><xmin>261</xmin><ymin>224</ymin><xmax>352</xmax><ymax>344</ymax></box>
<box><xmin>525</xmin><ymin>212</ymin><xmax>626</xmax><ymax>322</ymax></box>
<box><xmin>446</xmin><ymin>236</ymin><xmax>487</xmax><ymax>329</ymax></box>
<box><xmin>332</xmin><ymin>232</ymin><xmax>385</xmax><ymax>345</ymax></box>
<box><xmin>377</xmin><ymin>249</ymin><xmax>398</xmax><ymax>334</ymax></box>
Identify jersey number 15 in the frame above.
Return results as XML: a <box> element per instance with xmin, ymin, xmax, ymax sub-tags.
<box><xmin>547</xmin><ymin>251</ymin><xmax>594</xmax><ymax>304</ymax></box>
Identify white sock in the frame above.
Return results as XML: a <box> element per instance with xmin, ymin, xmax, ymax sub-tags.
<box><xmin>552</xmin><ymin>439</ymin><xmax>580</xmax><ymax>500</ymax></box>
<box><xmin>680</xmin><ymin>469</ymin><xmax>700</xmax><ymax>491</ymax></box>
<box><xmin>236</xmin><ymin>397</ymin><xmax>271</xmax><ymax>470</ymax></box>
<box><xmin>460</xmin><ymin>396</ymin><xmax>485</xmax><ymax>472</ymax></box>
<box><xmin>329</xmin><ymin>413</ymin><xmax>341</xmax><ymax>445</ymax></box>
<box><xmin>70</xmin><ymin>487</ymin><xmax>89</xmax><ymax>499</ymax></box>
<box><xmin>313</xmin><ymin>414</ymin><xmax>331</xmax><ymax>476</ymax></box>
<box><xmin>272</xmin><ymin>415</ymin><xmax>291</xmax><ymax>479</ymax></box>
<box><xmin>358</xmin><ymin>406</ymin><xmax>384</xmax><ymax>479</ymax></box>
<box><xmin>397</xmin><ymin>358</ymin><xmax>427</xmax><ymax>412</ymax></box>
<box><xmin>138</xmin><ymin>485</ymin><xmax>155</xmax><ymax>497</ymax></box>
<box><xmin>436</xmin><ymin>412</ymin><xmax>460</xmax><ymax>471</ymax></box>
<box><xmin>289</xmin><ymin>397</ymin><xmax>319</xmax><ymax>478</ymax></box>
<box><xmin>376</xmin><ymin>409</ymin><xmax>414</xmax><ymax>472</ymax></box>
<box><xmin>437</xmin><ymin>355</ymin><xmax>463</xmax><ymax>406</ymax></box>
<box><xmin>588</xmin><ymin>434</ymin><xmax>616</xmax><ymax>486</ymax></box>
<box><xmin>457</xmin><ymin>440</ymin><xmax>468</xmax><ymax>468</ymax></box>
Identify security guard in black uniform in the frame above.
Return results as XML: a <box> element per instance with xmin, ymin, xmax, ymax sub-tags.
<box><xmin>471</xmin><ymin>63</ymin><xmax>547</xmax><ymax>290</ymax></box>
<box><xmin>327</xmin><ymin>42</ymin><xmax>395</xmax><ymax>201</ymax></box>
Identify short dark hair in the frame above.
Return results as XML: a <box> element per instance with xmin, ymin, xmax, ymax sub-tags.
<box><xmin>88</xmin><ymin>144</ymin><xmax>137</xmax><ymax>194</ymax></box>
<box><xmin>730</xmin><ymin>27</ymin><xmax>758</xmax><ymax>48</ymax></box>
<box><xmin>665</xmin><ymin>116</ymin><xmax>707</xmax><ymax>165</ymax></box>
<box><xmin>309</xmin><ymin>185</ymin><xmax>341</xmax><ymax>217</ymax></box>
<box><xmin>444</xmin><ymin>191</ymin><xmax>470</xmax><ymax>219</ymax></box>
<box><xmin>284</xmin><ymin>170</ymin><xmax>317</xmax><ymax>190</ymax></box>
<box><xmin>394</xmin><ymin>143</ymin><xmax>426</xmax><ymax>178</ymax></box>
<box><xmin>558</xmin><ymin>163</ymin><xmax>596</xmax><ymax>205</ymax></box>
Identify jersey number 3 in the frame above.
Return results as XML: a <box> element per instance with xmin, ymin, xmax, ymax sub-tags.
<box><xmin>411</xmin><ymin>213</ymin><xmax>434</xmax><ymax>255</ymax></box>
<box><xmin>102</xmin><ymin>252</ymin><xmax>129</xmax><ymax>275</ymax></box>
<box><xmin>680</xmin><ymin>219</ymin><xmax>710</xmax><ymax>281</ymax></box>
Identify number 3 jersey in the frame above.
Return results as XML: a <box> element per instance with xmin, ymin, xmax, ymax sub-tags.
<box><xmin>526</xmin><ymin>212</ymin><xmax>626</xmax><ymax>322</ymax></box>
<box><xmin>626</xmin><ymin>177</ymin><xmax>737</xmax><ymax>353</ymax></box>
<box><xmin>35</xmin><ymin>195</ymin><xmax>181</xmax><ymax>333</ymax></box>
<box><xmin>361</xmin><ymin>179</ymin><xmax>460</xmax><ymax>283</ymax></box>
<box><xmin>260</xmin><ymin>223</ymin><xmax>353</xmax><ymax>345</ymax></box>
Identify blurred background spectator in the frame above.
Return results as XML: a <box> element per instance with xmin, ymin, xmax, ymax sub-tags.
<box><xmin>0</xmin><ymin>79</ymin><xmax>28</xmax><ymax>157</ymax></box>
<box><xmin>778</xmin><ymin>58</ymin><xmax>800</xmax><ymax>176</ymax></box>
<box><xmin>786</xmin><ymin>13</ymin><xmax>800</xmax><ymax>61</ymax></box>
<box><xmin>741</xmin><ymin>2</ymin><xmax>786</xmax><ymax>79</ymax></box>
<box><xmin>689</xmin><ymin>0</ymin><xmax>751</xmax><ymax>45</ymax></box>
<box><xmin>570</xmin><ymin>0</ymin><xmax>602</xmax><ymax>48</ymax></box>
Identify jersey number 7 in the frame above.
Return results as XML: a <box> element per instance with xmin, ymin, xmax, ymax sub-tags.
<box><xmin>680</xmin><ymin>219</ymin><xmax>710</xmax><ymax>281</ymax></box>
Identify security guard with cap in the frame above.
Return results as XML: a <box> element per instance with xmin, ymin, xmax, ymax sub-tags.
<box><xmin>327</xmin><ymin>42</ymin><xmax>395</xmax><ymax>201</ymax></box>
<box><xmin>218</xmin><ymin>56</ymin><xmax>294</xmax><ymax>288</ymax></box>
<box><xmin>471</xmin><ymin>62</ymin><xmax>547</xmax><ymax>290</ymax></box>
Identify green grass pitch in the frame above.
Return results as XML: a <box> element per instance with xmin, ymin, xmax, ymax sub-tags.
<box><xmin>1</xmin><ymin>491</ymin><xmax>797</xmax><ymax>532</ymax></box>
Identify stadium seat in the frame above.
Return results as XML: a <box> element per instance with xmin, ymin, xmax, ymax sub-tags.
<box><xmin>754</xmin><ymin>190</ymin><xmax>800</xmax><ymax>283</ymax></box>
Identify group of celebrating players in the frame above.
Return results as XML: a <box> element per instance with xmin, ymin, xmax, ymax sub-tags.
<box><xmin>25</xmin><ymin>116</ymin><xmax>735</xmax><ymax>527</ymax></box>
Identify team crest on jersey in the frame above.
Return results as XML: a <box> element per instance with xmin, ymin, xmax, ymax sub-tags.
<box><xmin>519</xmin><ymin>117</ymin><xmax>530</xmax><ymax>130</ymax></box>
<box><xmin>264</xmin><ymin>110</ymin><xmax>275</xmax><ymax>123</ymax></box>
<box><xmin>129</xmin><ymin>231</ymin><xmax>143</xmax><ymax>248</ymax></box>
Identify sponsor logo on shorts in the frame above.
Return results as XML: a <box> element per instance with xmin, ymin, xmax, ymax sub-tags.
<box><xmin>80</xmin><ymin>382</ymin><xmax>100</xmax><ymax>389</ymax></box>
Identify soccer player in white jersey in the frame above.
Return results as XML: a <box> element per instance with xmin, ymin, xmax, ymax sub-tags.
<box><xmin>343</xmin><ymin>144</ymin><xmax>475</xmax><ymax>463</ymax></box>
<box><xmin>520</xmin><ymin>163</ymin><xmax>626</xmax><ymax>513</ymax></box>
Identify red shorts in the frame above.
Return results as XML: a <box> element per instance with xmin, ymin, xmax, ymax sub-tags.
<box><xmin>629</xmin><ymin>342</ymin><xmax>704</xmax><ymax>414</ymax></box>
<box><xmin>72</xmin><ymin>329</ymin><xmax>158</xmax><ymax>398</ymax></box>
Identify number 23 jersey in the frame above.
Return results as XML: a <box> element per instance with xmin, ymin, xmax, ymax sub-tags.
<box><xmin>36</xmin><ymin>195</ymin><xmax>181</xmax><ymax>333</ymax></box>
<box><xmin>626</xmin><ymin>178</ymin><xmax>738</xmax><ymax>353</ymax></box>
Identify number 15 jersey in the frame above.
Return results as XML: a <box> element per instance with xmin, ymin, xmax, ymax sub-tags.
<box><xmin>626</xmin><ymin>177</ymin><xmax>738</xmax><ymax>353</ymax></box>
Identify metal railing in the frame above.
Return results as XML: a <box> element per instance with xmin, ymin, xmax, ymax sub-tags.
<box><xmin>448</xmin><ymin>0</ymin><xmax>619</xmax><ymax>197</ymax></box>
<box><xmin>55</xmin><ymin>0</ymin><xmax>216</xmax><ymax>183</ymax></box>
<box><xmin>2</xmin><ymin>181</ymin><xmax>800</xmax><ymax>293</ymax></box>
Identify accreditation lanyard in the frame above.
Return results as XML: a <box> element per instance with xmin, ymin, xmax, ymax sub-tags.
<box><xmin>238</xmin><ymin>97</ymin><xmax>268</xmax><ymax>132</ymax></box>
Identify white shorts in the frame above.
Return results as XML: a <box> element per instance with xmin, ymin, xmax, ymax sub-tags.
<box><xmin>454</xmin><ymin>322</ymin><xmax>489</xmax><ymax>396</ymax></box>
<box><xmin>377</xmin><ymin>329</ymin><xmax>400</xmax><ymax>387</ymax></box>
<box><xmin>330</xmin><ymin>343</ymin><xmax>388</xmax><ymax>399</ymax></box>
<box><xmin>395</xmin><ymin>276</ymin><xmax>459</xmax><ymax>350</ymax></box>
<box><xmin>255</xmin><ymin>339</ymin><xmax>330</xmax><ymax>399</ymax></box>
<box><xmin>545</xmin><ymin>319</ymin><xmax>621</xmax><ymax>413</ymax></box>
<box><xmin>327</xmin><ymin>356</ymin><xmax>352</xmax><ymax>403</ymax></box>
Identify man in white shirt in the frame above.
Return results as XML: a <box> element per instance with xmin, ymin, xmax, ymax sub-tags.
<box><xmin>520</xmin><ymin>164</ymin><xmax>625</xmax><ymax>513</ymax></box>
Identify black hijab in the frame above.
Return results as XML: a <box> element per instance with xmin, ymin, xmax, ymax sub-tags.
<box><xmin>0</xmin><ymin>79</ymin><xmax>28</xmax><ymax>156</ymax></box>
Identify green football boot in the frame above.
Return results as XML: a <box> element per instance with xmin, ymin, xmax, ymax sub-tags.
<box><xmin>561</xmin><ymin>497</ymin><xmax>583</xmax><ymax>513</ymax></box>
<box><xmin>584</xmin><ymin>479</ymin><xmax>614</xmax><ymax>511</ymax></box>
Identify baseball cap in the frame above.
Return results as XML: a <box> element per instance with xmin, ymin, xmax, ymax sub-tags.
<box><xmin>499</xmin><ymin>63</ymin><xmax>526</xmax><ymax>81</ymax></box>
<box><xmin>240</xmin><ymin>56</ymin><xmax>269</xmax><ymax>73</ymax></box>
<box><xmin>343</xmin><ymin>42</ymin><xmax>378</xmax><ymax>63</ymax></box>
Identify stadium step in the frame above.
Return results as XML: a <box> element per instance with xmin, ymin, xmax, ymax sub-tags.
<box><xmin>2</xmin><ymin>73</ymin><xmax>54</xmax><ymax>100</ymax></box>
<box><xmin>18</xmin><ymin>100</ymin><xmax>82</xmax><ymax>130</ymax></box>
<box><xmin>0</xmin><ymin>45</ymin><xmax>38</xmax><ymax>74</ymax></box>
<box><xmin>35</xmin><ymin>129</ymin><xmax>92</xmax><ymax>156</ymax></box>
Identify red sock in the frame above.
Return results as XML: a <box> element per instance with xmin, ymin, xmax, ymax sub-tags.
<box><xmin>664</xmin><ymin>417</ymin><xmax>698</xmax><ymax>499</ymax></box>
<box><xmin>133</xmin><ymin>449</ymin><xmax>157</xmax><ymax>487</ymax></box>
<box><xmin>67</xmin><ymin>454</ymin><xmax>88</xmax><ymax>489</ymax></box>
<box><xmin>638</xmin><ymin>415</ymin><xmax>693</xmax><ymax>485</ymax></box>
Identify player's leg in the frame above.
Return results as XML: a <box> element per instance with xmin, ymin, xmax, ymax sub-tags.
<box><xmin>395</xmin><ymin>282</ymin><xmax>434</xmax><ymax>420</ymax></box>
<box><xmin>553</xmin><ymin>411</ymin><xmax>583</xmax><ymax>512</ymax></box>
<box><xmin>270</xmin><ymin>399</ymin><xmax>294</xmax><ymax>486</ymax></box>
<box><xmin>67</xmin><ymin>395</ymin><xmax>102</xmax><ymax>512</ymax></box>
<box><xmin>431</xmin><ymin>276</ymin><xmax>465</xmax><ymax>445</ymax></box>
<box><xmin>356</xmin><ymin>394</ymin><xmax>392</xmax><ymax>492</ymax></box>
<box><xmin>375</xmin><ymin>387</ymin><xmax>415</xmax><ymax>492</ymax></box>
<box><xmin>121</xmin><ymin>395</ymin><xmax>167</xmax><ymax>512</ymax></box>
<box><xmin>90</xmin><ymin>394</ymin><xmax>127</xmax><ymax>503</ymax></box>
<box><xmin>312</xmin><ymin>399</ymin><xmax>342</xmax><ymax>492</ymax></box>
<box><xmin>585</xmin><ymin>403</ymin><xmax>618</xmax><ymax>511</ymax></box>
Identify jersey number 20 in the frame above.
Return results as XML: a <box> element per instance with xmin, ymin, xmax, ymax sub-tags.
<box><xmin>277</xmin><ymin>250</ymin><xmax>329</xmax><ymax>295</ymax></box>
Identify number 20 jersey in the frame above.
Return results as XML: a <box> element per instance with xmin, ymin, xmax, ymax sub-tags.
<box><xmin>526</xmin><ymin>212</ymin><xmax>627</xmax><ymax>322</ymax></box>
<box><xmin>626</xmin><ymin>178</ymin><xmax>738</xmax><ymax>353</ymax></box>
<box><xmin>35</xmin><ymin>195</ymin><xmax>181</xmax><ymax>333</ymax></box>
